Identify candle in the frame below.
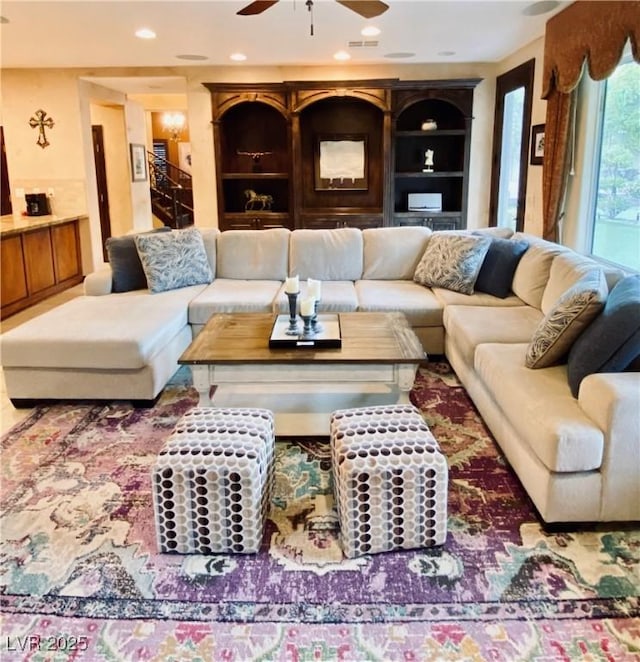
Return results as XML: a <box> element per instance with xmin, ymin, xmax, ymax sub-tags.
<box><xmin>307</xmin><ymin>278</ymin><xmax>321</xmax><ymax>300</ymax></box>
<box><xmin>300</xmin><ymin>297</ymin><xmax>315</xmax><ymax>316</ymax></box>
<box><xmin>285</xmin><ymin>275</ymin><xmax>299</xmax><ymax>294</ymax></box>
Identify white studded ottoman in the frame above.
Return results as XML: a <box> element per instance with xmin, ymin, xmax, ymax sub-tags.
<box><xmin>330</xmin><ymin>404</ymin><xmax>448</xmax><ymax>558</ymax></box>
<box><xmin>152</xmin><ymin>407</ymin><xmax>275</xmax><ymax>554</ymax></box>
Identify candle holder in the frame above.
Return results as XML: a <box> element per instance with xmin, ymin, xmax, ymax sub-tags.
<box><xmin>285</xmin><ymin>291</ymin><xmax>300</xmax><ymax>335</ymax></box>
<box><xmin>300</xmin><ymin>313</ymin><xmax>315</xmax><ymax>339</ymax></box>
<box><xmin>312</xmin><ymin>299</ymin><xmax>323</xmax><ymax>333</ymax></box>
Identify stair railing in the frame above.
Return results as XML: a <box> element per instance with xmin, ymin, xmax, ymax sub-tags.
<box><xmin>147</xmin><ymin>150</ymin><xmax>194</xmax><ymax>228</ymax></box>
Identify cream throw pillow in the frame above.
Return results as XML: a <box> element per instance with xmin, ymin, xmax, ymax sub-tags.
<box><xmin>525</xmin><ymin>270</ymin><xmax>608</xmax><ymax>369</ymax></box>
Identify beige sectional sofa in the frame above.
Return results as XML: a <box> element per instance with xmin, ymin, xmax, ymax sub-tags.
<box><xmin>2</xmin><ymin>226</ymin><xmax>638</xmax><ymax>524</ymax></box>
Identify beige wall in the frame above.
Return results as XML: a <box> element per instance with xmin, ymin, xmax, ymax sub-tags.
<box><xmin>2</xmin><ymin>69</ymin><xmax>87</xmax><ymax>218</ymax></box>
<box><xmin>1</xmin><ymin>56</ymin><xmax>546</xmax><ymax>272</ymax></box>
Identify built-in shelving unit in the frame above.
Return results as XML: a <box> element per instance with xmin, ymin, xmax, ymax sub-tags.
<box><xmin>205</xmin><ymin>79</ymin><xmax>479</xmax><ymax>230</ymax></box>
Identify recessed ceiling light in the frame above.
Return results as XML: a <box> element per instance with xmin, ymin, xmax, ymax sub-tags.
<box><xmin>384</xmin><ymin>52</ymin><xmax>415</xmax><ymax>59</ymax></box>
<box><xmin>438</xmin><ymin>50</ymin><xmax>456</xmax><ymax>57</ymax></box>
<box><xmin>135</xmin><ymin>28</ymin><xmax>156</xmax><ymax>39</ymax></box>
<box><xmin>361</xmin><ymin>26</ymin><xmax>380</xmax><ymax>37</ymax></box>
<box><xmin>176</xmin><ymin>54</ymin><xmax>209</xmax><ymax>61</ymax></box>
<box><xmin>523</xmin><ymin>1</ymin><xmax>560</xmax><ymax>16</ymax></box>
<box><xmin>334</xmin><ymin>50</ymin><xmax>351</xmax><ymax>61</ymax></box>
<box><xmin>230</xmin><ymin>52</ymin><xmax>247</xmax><ymax>62</ymax></box>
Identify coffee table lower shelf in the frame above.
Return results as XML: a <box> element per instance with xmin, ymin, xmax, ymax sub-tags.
<box><xmin>190</xmin><ymin>363</ymin><xmax>418</xmax><ymax>437</ymax></box>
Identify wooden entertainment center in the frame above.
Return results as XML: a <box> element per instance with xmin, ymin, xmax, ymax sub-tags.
<box><xmin>205</xmin><ymin>78</ymin><xmax>480</xmax><ymax>231</ymax></box>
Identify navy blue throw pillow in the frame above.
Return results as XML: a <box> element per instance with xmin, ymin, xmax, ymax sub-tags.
<box><xmin>106</xmin><ymin>227</ymin><xmax>171</xmax><ymax>293</ymax></box>
<box><xmin>567</xmin><ymin>274</ymin><xmax>640</xmax><ymax>398</ymax></box>
<box><xmin>474</xmin><ymin>238</ymin><xmax>529</xmax><ymax>298</ymax></box>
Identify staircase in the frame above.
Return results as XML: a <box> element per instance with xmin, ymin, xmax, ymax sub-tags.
<box><xmin>148</xmin><ymin>151</ymin><xmax>194</xmax><ymax>228</ymax></box>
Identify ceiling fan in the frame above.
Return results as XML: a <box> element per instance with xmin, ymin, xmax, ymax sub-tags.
<box><xmin>237</xmin><ymin>1</ymin><xmax>389</xmax><ymax>20</ymax></box>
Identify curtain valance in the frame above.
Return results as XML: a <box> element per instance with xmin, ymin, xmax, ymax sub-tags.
<box><xmin>542</xmin><ymin>1</ymin><xmax>640</xmax><ymax>99</ymax></box>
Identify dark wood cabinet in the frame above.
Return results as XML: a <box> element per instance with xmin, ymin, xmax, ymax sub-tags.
<box><xmin>206</xmin><ymin>84</ymin><xmax>293</xmax><ymax>232</ymax></box>
<box><xmin>206</xmin><ymin>79</ymin><xmax>479</xmax><ymax>231</ymax></box>
<box><xmin>1</xmin><ymin>218</ymin><xmax>83</xmax><ymax>320</ymax></box>
<box><xmin>391</xmin><ymin>83</ymin><xmax>478</xmax><ymax>230</ymax></box>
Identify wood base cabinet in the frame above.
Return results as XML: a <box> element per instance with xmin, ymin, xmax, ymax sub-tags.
<box><xmin>1</xmin><ymin>218</ymin><xmax>83</xmax><ymax>320</ymax></box>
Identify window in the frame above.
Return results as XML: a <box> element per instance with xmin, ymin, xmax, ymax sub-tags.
<box><xmin>589</xmin><ymin>53</ymin><xmax>640</xmax><ymax>270</ymax></box>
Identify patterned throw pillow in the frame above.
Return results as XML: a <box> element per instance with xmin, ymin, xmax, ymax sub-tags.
<box><xmin>106</xmin><ymin>228</ymin><xmax>171</xmax><ymax>293</ymax></box>
<box><xmin>525</xmin><ymin>270</ymin><xmax>608</xmax><ymax>369</ymax></box>
<box><xmin>413</xmin><ymin>232</ymin><xmax>492</xmax><ymax>295</ymax></box>
<box><xmin>134</xmin><ymin>227</ymin><xmax>213</xmax><ymax>294</ymax></box>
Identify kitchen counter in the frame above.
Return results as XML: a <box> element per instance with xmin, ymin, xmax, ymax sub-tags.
<box><xmin>1</xmin><ymin>213</ymin><xmax>87</xmax><ymax>238</ymax></box>
<box><xmin>1</xmin><ymin>214</ymin><xmax>85</xmax><ymax>319</ymax></box>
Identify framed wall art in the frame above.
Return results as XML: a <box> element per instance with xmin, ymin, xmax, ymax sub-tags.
<box><xmin>130</xmin><ymin>143</ymin><xmax>148</xmax><ymax>182</ymax></box>
<box><xmin>530</xmin><ymin>124</ymin><xmax>545</xmax><ymax>166</ymax></box>
<box><xmin>314</xmin><ymin>134</ymin><xmax>368</xmax><ymax>191</ymax></box>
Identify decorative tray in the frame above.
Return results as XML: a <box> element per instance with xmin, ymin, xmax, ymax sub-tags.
<box><xmin>269</xmin><ymin>314</ymin><xmax>342</xmax><ymax>349</ymax></box>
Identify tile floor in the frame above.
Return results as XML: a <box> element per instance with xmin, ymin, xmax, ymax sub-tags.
<box><xmin>1</xmin><ymin>284</ymin><xmax>85</xmax><ymax>435</ymax></box>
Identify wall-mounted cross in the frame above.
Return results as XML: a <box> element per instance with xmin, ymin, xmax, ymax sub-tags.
<box><xmin>29</xmin><ymin>109</ymin><xmax>55</xmax><ymax>148</ymax></box>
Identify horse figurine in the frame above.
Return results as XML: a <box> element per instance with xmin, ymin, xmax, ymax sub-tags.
<box><xmin>244</xmin><ymin>189</ymin><xmax>274</xmax><ymax>211</ymax></box>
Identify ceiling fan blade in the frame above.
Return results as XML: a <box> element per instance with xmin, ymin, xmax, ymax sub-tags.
<box><xmin>336</xmin><ymin>0</ymin><xmax>389</xmax><ymax>19</ymax></box>
<box><xmin>237</xmin><ymin>0</ymin><xmax>279</xmax><ymax>16</ymax></box>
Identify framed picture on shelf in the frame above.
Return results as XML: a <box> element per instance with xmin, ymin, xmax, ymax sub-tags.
<box><xmin>530</xmin><ymin>124</ymin><xmax>545</xmax><ymax>166</ymax></box>
<box><xmin>314</xmin><ymin>134</ymin><xmax>368</xmax><ymax>191</ymax></box>
<box><xmin>130</xmin><ymin>143</ymin><xmax>147</xmax><ymax>181</ymax></box>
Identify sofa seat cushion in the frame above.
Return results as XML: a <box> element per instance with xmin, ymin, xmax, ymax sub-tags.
<box><xmin>1</xmin><ymin>286</ymin><xmax>204</xmax><ymax>370</ymax></box>
<box><xmin>188</xmin><ymin>279</ymin><xmax>282</xmax><ymax>324</ymax></box>
<box><xmin>433</xmin><ymin>287</ymin><xmax>524</xmax><ymax>308</ymax></box>
<box><xmin>444</xmin><ymin>304</ymin><xmax>543</xmax><ymax>365</ymax></box>
<box><xmin>273</xmin><ymin>281</ymin><xmax>358</xmax><ymax>314</ymax></box>
<box><xmin>474</xmin><ymin>343</ymin><xmax>604</xmax><ymax>473</ymax></box>
<box><xmin>355</xmin><ymin>280</ymin><xmax>443</xmax><ymax>327</ymax></box>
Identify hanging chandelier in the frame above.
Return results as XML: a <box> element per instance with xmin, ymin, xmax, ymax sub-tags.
<box><xmin>162</xmin><ymin>112</ymin><xmax>185</xmax><ymax>142</ymax></box>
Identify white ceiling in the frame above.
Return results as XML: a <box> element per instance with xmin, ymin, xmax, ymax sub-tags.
<box><xmin>1</xmin><ymin>1</ymin><xmax>567</xmax><ymax>76</ymax></box>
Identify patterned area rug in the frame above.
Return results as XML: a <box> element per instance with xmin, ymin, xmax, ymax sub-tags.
<box><xmin>1</xmin><ymin>362</ymin><xmax>639</xmax><ymax>661</ymax></box>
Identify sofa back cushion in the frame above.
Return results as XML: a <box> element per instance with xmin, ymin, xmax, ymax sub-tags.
<box><xmin>290</xmin><ymin>228</ymin><xmax>363</xmax><ymax>280</ymax></box>
<box><xmin>200</xmin><ymin>228</ymin><xmax>219</xmax><ymax>276</ymax></box>
<box><xmin>362</xmin><ymin>226</ymin><xmax>432</xmax><ymax>279</ymax></box>
<box><xmin>216</xmin><ymin>228</ymin><xmax>290</xmax><ymax>280</ymax></box>
<box><xmin>541</xmin><ymin>251</ymin><xmax>606</xmax><ymax>315</ymax></box>
<box><xmin>511</xmin><ymin>233</ymin><xmax>568</xmax><ymax>309</ymax></box>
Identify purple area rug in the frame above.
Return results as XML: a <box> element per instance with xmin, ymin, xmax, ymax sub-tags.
<box><xmin>1</xmin><ymin>361</ymin><xmax>639</xmax><ymax>661</ymax></box>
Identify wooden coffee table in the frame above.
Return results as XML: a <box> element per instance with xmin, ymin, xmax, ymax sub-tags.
<box><xmin>179</xmin><ymin>312</ymin><xmax>425</xmax><ymax>436</ymax></box>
